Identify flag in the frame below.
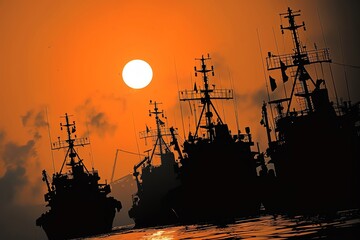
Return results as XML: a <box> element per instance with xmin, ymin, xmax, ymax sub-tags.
<box><xmin>194</xmin><ymin>82</ymin><xmax>198</xmax><ymax>92</ymax></box>
<box><xmin>299</xmin><ymin>71</ymin><xmax>310</xmax><ymax>81</ymax></box>
<box><xmin>280</xmin><ymin>60</ymin><xmax>288</xmax><ymax>82</ymax></box>
<box><xmin>146</xmin><ymin>125</ymin><xmax>150</xmax><ymax>133</ymax></box>
<box><xmin>158</xmin><ymin>119</ymin><xmax>165</xmax><ymax>126</ymax></box>
<box><xmin>269</xmin><ymin>76</ymin><xmax>277</xmax><ymax>91</ymax></box>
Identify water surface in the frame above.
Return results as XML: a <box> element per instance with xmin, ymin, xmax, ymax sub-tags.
<box><xmin>82</xmin><ymin>209</ymin><xmax>360</xmax><ymax>240</ymax></box>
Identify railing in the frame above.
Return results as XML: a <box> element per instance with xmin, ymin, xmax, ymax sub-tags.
<box><xmin>139</xmin><ymin>128</ymin><xmax>174</xmax><ymax>139</ymax></box>
<box><xmin>266</xmin><ymin>48</ymin><xmax>331</xmax><ymax>70</ymax></box>
<box><xmin>179</xmin><ymin>88</ymin><xmax>233</xmax><ymax>101</ymax></box>
<box><xmin>51</xmin><ymin>137</ymin><xmax>90</xmax><ymax>150</ymax></box>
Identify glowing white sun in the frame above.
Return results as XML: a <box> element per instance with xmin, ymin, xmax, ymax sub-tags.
<box><xmin>122</xmin><ymin>59</ymin><xmax>153</xmax><ymax>89</ymax></box>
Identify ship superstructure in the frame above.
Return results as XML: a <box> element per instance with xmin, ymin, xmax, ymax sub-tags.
<box><xmin>166</xmin><ymin>55</ymin><xmax>261</xmax><ymax>223</ymax></box>
<box><xmin>260</xmin><ymin>8</ymin><xmax>360</xmax><ymax>214</ymax></box>
<box><xmin>128</xmin><ymin>101</ymin><xmax>180</xmax><ymax>227</ymax></box>
<box><xmin>36</xmin><ymin>113</ymin><xmax>121</xmax><ymax>240</ymax></box>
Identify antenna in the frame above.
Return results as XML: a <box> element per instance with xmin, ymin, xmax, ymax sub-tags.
<box><xmin>52</xmin><ymin>113</ymin><xmax>90</xmax><ymax>174</ymax></box>
<box><xmin>228</xmin><ymin>69</ymin><xmax>240</xmax><ymax>133</ymax></box>
<box><xmin>317</xmin><ymin>8</ymin><xmax>340</xmax><ymax>108</ymax></box>
<box><xmin>85</xmin><ymin>121</ymin><xmax>95</xmax><ymax>169</ymax></box>
<box><xmin>179</xmin><ymin>54</ymin><xmax>233</xmax><ymax>141</ymax></box>
<box><xmin>45</xmin><ymin>107</ymin><xmax>56</xmax><ymax>173</ymax></box>
<box><xmin>111</xmin><ymin>149</ymin><xmax>119</xmax><ymax>183</ymax></box>
<box><xmin>257</xmin><ymin>29</ymin><xmax>277</xmax><ymax>140</ymax></box>
<box><xmin>266</xmin><ymin>7</ymin><xmax>331</xmax><ymax>116</ymax></box>
<box><xmin>174</xmin><ymin>58</ymin><xmax>186</xmax><ymax>139</ymax></box>
<box><xmin>131</xmin><ymin>112</ymin><xmax>142</xmax><ymax>162</ymax></box>
<box><xmin>338</xmin><ymin>30</ymin><xmax>351</xmax><ymax>103</ymax></box>
<box><xmin>139</xmin><ymin>100</ymin><xmax>173</xmax><ymax>165</ymax></box>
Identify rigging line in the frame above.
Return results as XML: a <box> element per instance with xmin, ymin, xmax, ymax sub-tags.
<box><xmin>85</xmin><ymin>121</ymin><xmax>95</xmax><ymax>170</ymax></box>
<box><xmin>338</xmin><ymin>30</ymin><xmax>351</xmax><ymax>102</ymax></box>
<box><xmin>110</xmin><ymin>149</ymin><xmax>119</xmax><ymax>183</ymax></box>
<box><xmin>272</xmin><ymin>27</ymin><xmax>280</xmax><ymax>55</ymax></box>
<box><xmin>317</xmin><ymin>9</ymin><xmax>328</xmax><ymax>49</ymax></box>
<box><xmin>273</xmin><ymin>26</ymin><xmax>288</xmax><ymax>98</ymax></box>
<box><xmin>317</xmin><ymin>8</ymin><xmax>340</xmax><ymax>107</ymax></box>
<box><xmin>132</xmin><ymin>112</ymin><xmax>142</xmax><ymax>161</ymax></box>
<box><xmin>45</xmin><ymin>107</ymin><xmax>56</xmax><ymax>173</ymax></box>
<box><xmin>317</xmin><ymin>8</ymin><xmax>327</xmax><ymax>80</ymax></box>
<box><xmin>328</xmin><ymin>63</ymin><xmax>340</xmax><ymax>108</ymax></box>
<box><xmin>332</xmin><ymin>62</ymin><xmax>360</xmax><ymax>69</ymax></box>
<box><xmin>117</xmin><ymin>149</ymin><xmax>145</xmax><ymax>156</ymax></box>
<box><xmin>228</xmin><ymin>69</ymin><xmax>239</xmax><ymax>133</ymax></box>
<box><xmin>257</xmin><ymin>29</ymin><xmax>271</xmax><ymax>103</ymax></box>
<box><xmin>217</xmin><ymin>72</ymin><xmax>227</xmax><ymax>123</ymax></box>
<box><xmin>257</xmin><ymin>28</ymin><xmax>277</xmax><ymax>141</ymax></box>
<box><xmin>189</xmin><ymin>72</ymin><xmax>197</xmax><ymax>130</ymax></box>
<box><xmin>174</xmin><ymin>58</ymin><xmax>186</xmax><ymax>139</ymax></box>
<box><xmin>279</xmin><ymin>14</ymin><xmax>286</xmax><ymax>53</ymax></box>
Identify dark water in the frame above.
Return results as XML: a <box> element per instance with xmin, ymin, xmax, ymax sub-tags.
<box><xmin>81</xmin><ymin>209</ymin><xmax>360</xmax><ymax>240</ymax></box>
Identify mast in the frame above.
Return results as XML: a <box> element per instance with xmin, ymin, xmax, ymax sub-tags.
<box><xmin>266</xmin><ymin>7</ymin><xmax>331</xmax><ymax>116</ymax></box>
<box><xmin>139</xmin><ymin>100</ymin><xmax>173</xmax><ymax>165</ymax></box>
<box><xmin>51</xmin><ymin>113</ymin><xmax>90</xmax><ymax>174</ymax></box>
<box><xmin>261</xmin><ymin>102</ymin><xmax>272</xmax><ymax>145</ymax></box>
<box><xmin>179</xmin><ymin>54</ymin><xmax>233</xmax><ymax>142</ymax></box>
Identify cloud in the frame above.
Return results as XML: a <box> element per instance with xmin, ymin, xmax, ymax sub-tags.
<box><xmin>21</xmin><ymin>111</ymin><xmax>32</xmax><ymax>127</ymax></box>
<box><xmin>21</xmin><ymin>109</ymin><xmax>48</xmax><ymax>140</ymax></box>
<box><xmin>89</xmin><ymin>112</ymin><xmax>116</xmax><ymax>137</ymax></box>
<box><xmin>2</xmin><ymin>140</ymin><xmax>36</xmax><ymax>166</ymax></box>
<box><xmin>234</xmin><ymin>87</ymin><xmax>269</xmax><ymax>110</ymax></box>
<box><xmin>76</xmin><ymin>98</ymin><xmax>117</xmax><ymax>138</ymax></box>
<box><xmin>0</xmin><ymin>129</ymin><xmax>38</xmax><ymax>205</ymax></box>
<box><xmin>102</xmin><ymin>93</ymin><xmax>127</xmax><ymax>112</ymax></box>
<box><xmin>0</xmin><ymin>165</ymin><xmax>27</xmax><ymax>204</ymax></box>
<box><xmin>0</xmin><ymin>116</ymin><xmax>46</xmax><ymax>239</ymax></box>
<box><xmin>0</xmin><ymin>108</ymin><xmax>48</xmax><ymax>206</ymax></box>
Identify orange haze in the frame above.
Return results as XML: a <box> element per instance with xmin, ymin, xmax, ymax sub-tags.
<box><xmin>0</xmin><ymin>0</ymin><xmax>359</xmax><ymax>239</ymax></box>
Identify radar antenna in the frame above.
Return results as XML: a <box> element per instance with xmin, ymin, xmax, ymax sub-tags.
<box><xmin>179</xmin><ymin>54</ymin><xmax>233</xmax><ymax>141</ymax></box>
<box><xmin>266</xmin><ymin>7</ymin><xmax>331</xmax><ymax>115</ymax></box>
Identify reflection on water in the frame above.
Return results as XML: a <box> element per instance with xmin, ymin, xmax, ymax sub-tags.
<box><xmin>82</xmin><ymin>209</ymin><xmax>360</xmax><ymax>240</ymax></box>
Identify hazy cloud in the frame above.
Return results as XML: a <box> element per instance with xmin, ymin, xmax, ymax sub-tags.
<box><xmin>21</xmin><ymin>111</ymin><xmax>32</xmax><ymax>127</ymax></box>
<box><xmin>0</xmin><ymin>165</ymin><xmax>27</xmax><ymax>204</ymax></box>
<box><xmin>234</xmin><ymin>87</ymin><xmax>270</xmax><ymax>110</ymax></box>
<box><xmin>21</xmin><ymin>109</ymin><xmax>48</xmax><ymax>140</ymax></box>
<box><xmin>76</xmin><ymin>98</ymin><xmax>117</xmax><ymax>138</ymax></box>
<box><xmin>0</xmin><ymin>129</ymin><xmax>38</xmax><ymax>205</ymax></box>
<box><xmin>2</xmin><ymin>140</ymin><xmax>36</xmax><ymax>166</ymax></box>
<box><xmin>0</xmin><ymin>124</ymin><xmax>45</xmax><ymax>239</ymax></box>
<box><xmin>0</xmin><ymin>108</ymin><xmax>47</xmax><ymax>206</ymax></box>
<box><xmin>102</xmin><ymin>93</ymin><xmax>127</xmax><ymax>112</ymax></box>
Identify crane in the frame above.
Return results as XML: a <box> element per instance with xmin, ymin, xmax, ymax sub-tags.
<box><xmin>110</xmin><ymin>148</ymin><xmax>146</xmax><ymax>183</ymax></box>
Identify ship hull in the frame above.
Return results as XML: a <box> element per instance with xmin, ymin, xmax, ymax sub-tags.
<box><xmin>166</xmin><ymin>139</ymin><xmax>261</xmax><ymax>224</ymax></box>
<box><xmin>263</xmin><ymin>109</ymin><xmax>360</xmax><ymax>215</ymax></box>
<box><xmin>129</xmin><ymin>152</ymin><xmax>180</xmax><ymax>228</ymax></box>
<box><xmin>129</xmin><ymin>199</ymin><xmax>179</xmax><ymax>228</ymax></box>
<box><xmin>37</xmin><ymin>197</ymin><xmax>121</xmax><ymax>240</ymax></box>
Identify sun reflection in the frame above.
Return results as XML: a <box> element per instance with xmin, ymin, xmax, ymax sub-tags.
<box><xmin>143</xmin><ymin>230</ymin><xmax>175</xmax><ymax>240</ymax></box>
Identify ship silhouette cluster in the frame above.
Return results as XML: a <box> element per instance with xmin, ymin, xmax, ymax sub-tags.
<box><xmin>36</xmin><ymin>7</ymin><xmax>359</xmax><ymax>239</ymax></box>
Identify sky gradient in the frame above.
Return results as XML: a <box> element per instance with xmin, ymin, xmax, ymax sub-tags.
<box><xmin>1</xmin><ymin>0</ymin><xmax>359</xmax><ymax>239</ymax></box>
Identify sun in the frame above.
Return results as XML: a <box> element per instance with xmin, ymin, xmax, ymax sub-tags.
<box><xmin>122</xmin><ymin>59</ymin><xmax>153</xmax><ymax>89</ymax></box>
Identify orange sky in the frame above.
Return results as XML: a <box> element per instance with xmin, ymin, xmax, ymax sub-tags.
<box><xmin>1</xmin><ymin>0</ymin><xmax>359</xmax><ymax>239</ymax></box>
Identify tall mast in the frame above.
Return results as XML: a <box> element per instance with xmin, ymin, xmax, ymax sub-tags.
<box><xmin>261</xmin><ymin>102</ymin><xmax>272</xmax><ymax>145</ymax></box>
<box><xmin>139</xmin><ymin>100</ymin><xmax>172</xmax><ymax>164</ymax></box>
<box><xmin>51</xmin><ymin>113</ymin><xmax>90</xmax><ymax>174</ymax></box>
<box><xmin>266</xmin><ymin>7</ymin><xmax>331</xmax><ymax>115</ymax></box>
<box><xmin>179</xmin><ymin>54</ymin><xmax>233</xmax><ymax>142</ymax></box>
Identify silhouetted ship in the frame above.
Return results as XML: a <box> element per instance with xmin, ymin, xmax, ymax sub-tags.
<box><xmin>259</xmin><ymin>8</ymin><xmax>360</xmax><ymax>215</ymax></box>
<box><xmin>128</xmin><ymin>101</ymin><xmax>181</xmax><ymax>227</ymax></box>
<box><xmin>36</xmin><ymin>113</ymin><xmax>122</xmax><ymax>240</ymax></box>
<box><xmin>166</xmin><ymin>55</ymin><xmax>261</xmax><ymax>223</ymax></box>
